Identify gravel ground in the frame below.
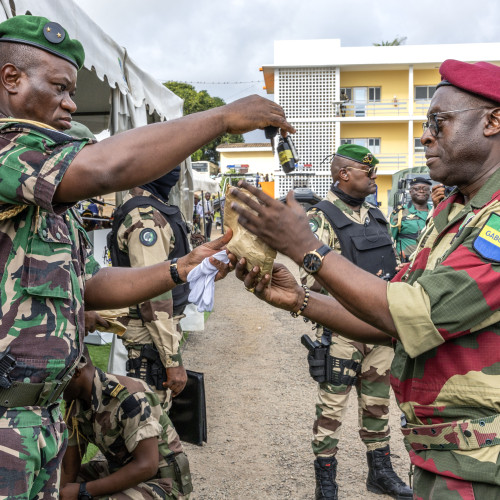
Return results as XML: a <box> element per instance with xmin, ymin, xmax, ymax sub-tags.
<box><xmin>181</xmin><ymin>253</ymin><xmax>411</xmax><ymax>500</ymax></box>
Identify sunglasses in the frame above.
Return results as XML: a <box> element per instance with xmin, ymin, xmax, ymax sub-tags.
<box><xmin>345</xmin><ymin>165</ymin><xmax>378</xmax><ymax>177</ymax></box>
<box><xmin>422</xmin><ymin>107</ymin><xmax>493</xmax><ymax>137</ymax></box>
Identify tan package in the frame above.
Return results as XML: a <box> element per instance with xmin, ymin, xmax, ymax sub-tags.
<box><xmin>94</xmin><ymin>308</ymin><xmax>128</xmax><ymax>336</ymax></box>
<box><xmin>224</xmin><ymin>185</ymin><xmax>276</xmax><ymax>279</ymax></box>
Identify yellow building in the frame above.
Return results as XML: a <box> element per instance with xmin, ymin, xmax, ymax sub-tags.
<box><xmin>261</xmin><ymin>39</ymin><xmax>500</xmax><ymax>213</ymax></box>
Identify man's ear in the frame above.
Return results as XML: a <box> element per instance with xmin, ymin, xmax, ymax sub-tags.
<box><xmin>0</xmin><ymin>63</ymin><xmax>23</xmax><ymax>95</ymax></box>
<box><xmin>339</xmin><ymin>167</ymin><xmax>349</xmax><ymax>181</ymax></box>
<box><xmin>484</xmin><ymin>108</ymin><xmax>500</xmax><ymax>137</ymax></box>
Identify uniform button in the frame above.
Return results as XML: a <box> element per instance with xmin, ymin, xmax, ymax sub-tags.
<box><xmin>56</xmin><ymin>232</ymin><xmax>61</xmax><ymax>240</ymax></box>
<box><xmin>42</xmin><ymin>229</ymin><xmax>48</xmax><ymax>237</ymax></box>
<box><xmin>479</xmin><ymin>420</ymin><xmax>486</xmax><ymax>427</ymax></box>
<box><xmin>463</xmin><ymin>430</ymin><xmax>472</xmax><ymax>437</ymax></box>
<box><xmin>486</xmin><ymin>439</ymin><xmax>492</xmax><ymax>445</ymax></box>
<box><xmin>412</xmin><ymin>430</ymin><xmax>418</xmax><ymax>434</ymax></box>
<box><xmin>422</xmin><ymin>444</ymin><xmax>428</xmax><ymax>449</ymax></box>
<box><xmin>431</xmin><ymin>429</ymin><xmax>436</xmax><ymax>434</ymax></box>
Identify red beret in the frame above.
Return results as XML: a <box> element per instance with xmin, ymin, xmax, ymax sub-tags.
<box><xmin>438</xmin><ymin>59</ymin><xmax>500</xmax><ymax>104</ymax></box>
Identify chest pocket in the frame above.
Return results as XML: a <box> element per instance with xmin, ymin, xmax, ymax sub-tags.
<box><xmin>21</xmin><ymin>211</ymin><xmax>73</xmax><ymax>299</ymax></box>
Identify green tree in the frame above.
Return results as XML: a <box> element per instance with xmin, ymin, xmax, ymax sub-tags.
<box><xmin>164</xmin><ymin>81</ymin><xmax>244</xmax><ymax>163</ymax></box>
<box><xmin>373</xmin><ymin>36</ymin><xmax>407</xmax><ymax>46</ymax></box>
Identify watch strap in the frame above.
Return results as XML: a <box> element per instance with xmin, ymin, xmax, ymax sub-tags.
<box><xmin>78</xmin><ymin>482</ymin><xmax>93</xmax><ymax>500</ymax></box>
<box><xmin>170</xmin><ymin>258</ymin><xmax>184</xmax><ymax>285</ymax></box>
<box><xmin>315</xmin><ymin>244</ymin><xmax>332</xmax><ymax>258</ymax></box>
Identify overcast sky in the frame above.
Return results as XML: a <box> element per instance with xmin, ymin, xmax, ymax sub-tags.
<box><xmin>77</xmin><ymin>0</ymin><xmax>500</xmax><ymax>141</ymax></box>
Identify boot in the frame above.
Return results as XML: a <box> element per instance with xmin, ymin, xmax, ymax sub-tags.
<box><xmin>314</xmin><ymin>456</ymin><xmax>338</xmax><ymax>500</ymax></box>
<box><xmin>366</xmin><ymin>445</ymin><xmax>413</xmax><ymax>500</ymax></box>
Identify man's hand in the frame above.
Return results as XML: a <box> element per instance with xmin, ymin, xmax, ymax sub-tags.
<box><xmin>221</xmin><ymin>95</ymin><xmax>296</xmax><ymax>136</ymax></box>
<box><xmin>431</xmin><ymin>184</ymin><xmax>446</xmax><ymax>208</ymax></box>
<box><xmin>229</xmin><ymin>182</ymin><xmax>319</xmax><ymax>264</ymax></box>
<box><xmin>59</xmin><ymin>482</ymin><xmax>80</xmax><ymax>500</ymax></box>
<box><xmin>164</xmin><ymin>365</ymin><xmax>187</xmax><ymax>397</ymax></box>
<box><xmin>84</xmin><ymin>311</ymin><xmax>110</xmax><ymax>336</ymax></box>
<box><xmin>177</xmin><ymin>229</ymin><xmax>236</xmax><ymax>282</ymax></box>
<box><xmin>235</xmin><ymin>259</ymin><xmax>304</xmax><ymax>312</ymax></box>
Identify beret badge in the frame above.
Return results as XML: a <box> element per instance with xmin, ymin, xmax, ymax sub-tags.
<box><xmin>363</xmin><ymin>153</ymin><xmax>374</xmax><ymax>165</ymax></box>
<box><xmin>43</xmin><ymin>22</ymin><xmax>65</xmax><ymax>44</ymax></box>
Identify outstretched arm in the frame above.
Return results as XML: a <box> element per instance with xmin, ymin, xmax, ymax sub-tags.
<box><xmin>55</xmin><ymin>96</ymin><xmax>295</xmax><ymax>203</ymax></box>
<box><xmin>85</xmin><ymin>230</ymin><xmax>234</xmax><ymax>310</ymax></box>
<box><xmin>236</xmin><ymin>261</ymin><xmax>394</xmax><ymax>344</ymax></box>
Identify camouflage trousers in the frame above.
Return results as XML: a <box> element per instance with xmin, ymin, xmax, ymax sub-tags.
<box><xmin>77</xmin><ymin>458</ymin><xmax>190</xmax><ymax>499</ymax></box>
<box><xmin>413</xmin><ymin>466</ymin><xmax>500</xmax><ymax>499</ymax></box>
<box><xmin>312</xmin><ymin>334</ymin><xmax>394</xmax><ymax>458</ymax></box>
<box><xmin>0</xmin><ymin>404</ymin><xmax>67</xmax><ymax>500</ymax></box>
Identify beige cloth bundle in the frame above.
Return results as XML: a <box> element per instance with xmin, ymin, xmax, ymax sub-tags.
<box><xmin>224</xmin><ymin>185</ymin><xmax>276</xmax><ymax>279</ymax></box>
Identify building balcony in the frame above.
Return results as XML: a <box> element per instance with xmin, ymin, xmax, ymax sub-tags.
<box><xmin>376</xmin><ymin>153</ymin><xmax>427</xmax><ymax>171</ymax></box>
<box><xmin>333</xmin><ymin>99</ymin><xmax>432</xmax><ymax>118</ymax></box>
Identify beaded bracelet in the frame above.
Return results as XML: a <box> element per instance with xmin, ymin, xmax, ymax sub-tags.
<box><xmin>290</xmin><ymin>285</ymin><xmax>310</xmax><ymax>318</ymax></box>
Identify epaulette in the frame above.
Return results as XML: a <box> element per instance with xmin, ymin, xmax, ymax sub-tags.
<box><xmin>103</xmin><ymin>380</ymin><xmax>126</xmax><ymax>398</ymax></box>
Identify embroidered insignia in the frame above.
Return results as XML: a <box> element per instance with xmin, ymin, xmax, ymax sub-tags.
<box><xmin>363</xmin><ymin>153</ymin><xmax>374</xmax><ymax>165</ymax></box>
<box><xmin>473</xmin><ymin>213</ymin><xmax>500</xmax><ymax>262</ymax></box>
<box><xmin>139</xmin><ymin>228</ymin><xmax>157</xmax><ymax>247</ymax></box>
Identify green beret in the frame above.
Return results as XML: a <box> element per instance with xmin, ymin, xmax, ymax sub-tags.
<box><xmin>335</xmin><ymin>144</ymin><xmax>379</xmax><ymax>167</ymax></box>
<box><xmin>0</xmin><ymin>15</ymin><xmax>84</xmax><ymax>69</ymax></box>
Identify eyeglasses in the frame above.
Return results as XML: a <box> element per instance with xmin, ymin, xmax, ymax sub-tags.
<box><xmin>422</xmin><ymin>107</ymin><xmax>493</xmax><ymax>137</ymax></box>
<box><xmin>410</xmin><ymin>186</ymin><xmax>430</xmax><ymax>193</ymax></box>
<box><xmin>345</xmin><ymin>165</ymin><xmax>378</xmax><ymax>177</ymax></box>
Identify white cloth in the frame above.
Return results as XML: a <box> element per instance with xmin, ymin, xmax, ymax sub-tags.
<box><xmin>187</xmin><ymin>250</ymin><xmax>230</xmax><ymax>312</ymax></box>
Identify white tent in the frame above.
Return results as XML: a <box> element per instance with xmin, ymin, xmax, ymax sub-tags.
<box><xmin>0</xmin><ymin>0</ymin><xmax>194</xmax><ymax>219</ymax></box>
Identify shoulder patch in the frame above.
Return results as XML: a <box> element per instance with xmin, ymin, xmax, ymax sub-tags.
<box><xmin>139</xmin><ymin>228</ymin><xmax>157</xmax><ymax>247</ymax></box>
<box><xmin>473</xmin><ymin>213</ymin><xmax>500</xmax><ymax>262</ymax></box>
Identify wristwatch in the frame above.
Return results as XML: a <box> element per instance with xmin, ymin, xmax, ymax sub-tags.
<box><xmin>169</xmin><ymin>258</ymin><xmax>185</xmax><ymax>285</ymax></box>
<box><xmin>78</xmin><ymin>482</ymin><xmax>93</xmax><ymax>500</ymax></box>
<box><xmin>302</xmin><ymin>244</ymin><xmax>332</xmax><ymax>274</ymax></box>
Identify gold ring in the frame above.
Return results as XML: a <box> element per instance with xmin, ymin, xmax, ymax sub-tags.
<box><xmin>245</xmin><ymin>286</ymin><xmax>255</xmax><ymax>294</ymax></box>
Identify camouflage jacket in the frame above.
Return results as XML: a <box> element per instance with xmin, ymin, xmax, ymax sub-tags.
<box><xmin>0</xmin><ymin>121</ymin><xmax>98</xmax><ymax>385</ymax></box>
<box><xmin>387</xmin><ymin>167</ymin><xmax>500</xmax><ymax>485</ymax></box>
<box><xmin>66</xmin><ymin>368</ymin><xmax>183</xmax><ymax>473</ymax></box>
<box><xmin>389</xmin><ymin>202</ymin><xmax>430</xmax><ymax>261</ymax></box>
<box><xmin>117</xmin><ymin>188</ymin><xmax>181</xmax><ymax>368</ymax></box>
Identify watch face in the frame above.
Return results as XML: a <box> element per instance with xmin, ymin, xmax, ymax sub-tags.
<box><xmin>303</xmin><ymin>253</ymin><xmax>322</xmax><ymax>273</ymax></box>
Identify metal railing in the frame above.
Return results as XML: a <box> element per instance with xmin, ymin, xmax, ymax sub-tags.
<box><xmin>333</xmin><ymin>98</ymin><xmax>432</xmax><ymax>118</ymax></box>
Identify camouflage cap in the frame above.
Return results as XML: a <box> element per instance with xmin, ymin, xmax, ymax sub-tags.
<box><xmin>335</xmin><ymin>144</ymin><xmax>379</xmax><ymax>167</ymax></box>
<box><xmin>0</xmin><ymin>15</ymin><xmax>84</xmax><ymax>69</ymax></box>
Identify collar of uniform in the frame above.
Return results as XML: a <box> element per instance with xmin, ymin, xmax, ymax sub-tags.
<box><xmin>127</xmin><ymin>186</ymin><xmax>168</xmax><ymax>206</ymax></box>
<box><xmin>469</xmin><ymin>167</ymin><xmax>500</xmax><ymax>209</ymax></box>
<box><xmin>327</xmin><ymin>189</ymin><xmax>371</xmax><ymax>210</ymax></box>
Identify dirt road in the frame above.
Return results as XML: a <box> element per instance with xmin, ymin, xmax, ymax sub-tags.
<box><xmin>181</xmin><ymin>254</ymin><xmax>411</xmax><ymax>500</ymax></box>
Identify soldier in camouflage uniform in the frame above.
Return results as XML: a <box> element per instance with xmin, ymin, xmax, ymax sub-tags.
<box><xmin>300</xmin><ymin>144</ymin><xmax>412</xmax><ymax>500</ymax></box>
<box><xmin>61</xmin><ymin>352</ymin><xmax>192</xmax><ymax>499</ymax></box>
<box><xmin>116</xmin><ymin>167</ymin><xmax>189</xmax><ymax>407</ymax></box>
<box><xmin>232</xmin><ymin>59</ymin><xmax>500</xmax><ymax>498</ymax></box>
<box><xmin>0</xmin><ymin>14</ymin><xmax>292</xmax><ymax>499</ymax></box>
<box><xmin>390</xmin><ymin>177</ymin><xmax>432</xmax><ymax>262</ymax></box>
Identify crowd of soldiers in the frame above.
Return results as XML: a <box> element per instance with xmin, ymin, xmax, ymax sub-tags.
<box><xmin>1</xmin><ymin>12</ymin><xmax>500</xmax><ymax>500</ymax></box>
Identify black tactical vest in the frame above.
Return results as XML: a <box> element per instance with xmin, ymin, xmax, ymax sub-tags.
<box><xmin>107</xmin><ymin>196</ymin><xmax>191</xmax><ymax>315</ymax></box>
<box><xmin>314</xmin><ymin>200</ymin><xmax>397</xmax><ymax>278</ymax></box>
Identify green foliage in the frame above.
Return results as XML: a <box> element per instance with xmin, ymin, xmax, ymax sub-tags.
<box><xmin>373</xmin><ymin>36</ymin><xmax>407</xmax><ymax>46</ymax></box>
<box><xmin>164</xmin><ymin>81</ymin><xmax>244</xmax><ymax>163</ymax></box>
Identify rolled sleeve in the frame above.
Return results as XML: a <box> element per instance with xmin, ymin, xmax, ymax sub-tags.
<box><xmin>387</xmin><ymin>281</ymin><xmax>444</xmax><ymax>358</ymax></box>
